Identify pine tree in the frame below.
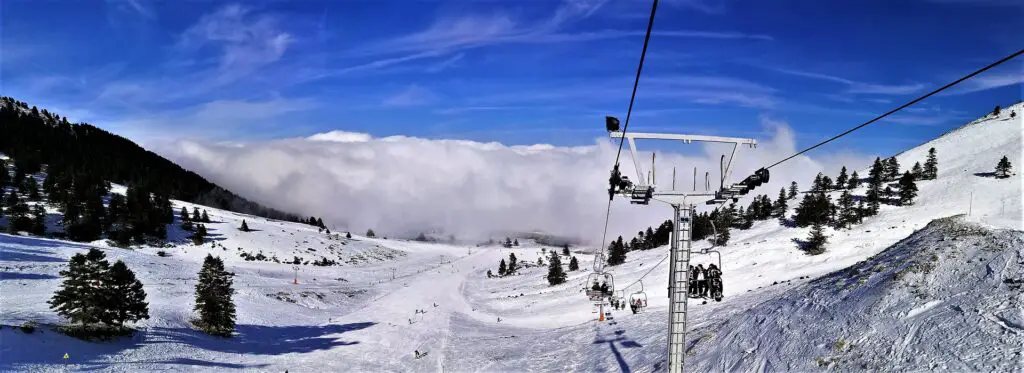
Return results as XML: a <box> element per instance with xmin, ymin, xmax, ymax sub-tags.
<box><xmin>31</xmin><ymin>204</ymin><xmax>46</xmax><ymax>235</ymax></box>
<box><xmin>562</xmin><ymin>244</ymin><xmax>570</xmax><ymax>256</ymax></box>
<box><xmin>993</xmin><ymin>105</ymin><xmax>1001</xmax><ymax>117</ymax></box>
<box><xmin>180</xmin><ymin>207</ymin><xmax>190</xmax><ymax>222</ymax></box>
<box><xmin>7</xmin><ymin>191</ymin><xmax>33</xmax><ymax>233</ymax></box>
<box><xmin>607</xmin><ymin>236</ymin><xmax>627</xmax><ymax>266</ymax></box>
<box><xmin>568</xmin><ymin>256</ymin><xmax>579</xmax><ymax>271</ymax></box>
<box><xmin>714</xmin><ymin>208</ymin><xmax>732</xmax><ymax>246</ymax></box>
<box><xmin>546</xmin><ymin>252</ymin><xmax>567</xmax><ymax>285</ymax></box>
<box><xmin>835</xmin><ymin>167</ymin><xmax>848</xmax><ymax>190</ymax></box>
<box><xmin>923</xmin><ymin>147</ymin><xmax>938</xmax><ymax>180</ymax></box>
<box><xmin>513</xmin><ymin>239</ymin><xmax>519</xmax><ymax>246</ymax></box>
<box><xmin>740</xmin><ymin>205</ymin><xmax>755</xmax><ymax>229</ymax></box>
<box><xmin>995</xmin><ymin>155</ymin><xmax>1012</xmax><ymax>178</ymax></box>
<box><xmin>811</xmin><ymin>173</ymin><xmax>824</xmax><ymax>192</ymax></box>
<box><xmin>911</xmin><ymin>162</ymin><xmax>923</xmax><ymax>180</ymax></box>
<box><xmin>486</xmin><ymin>270</ymin><xmax>493</xmax><ymax>278</ymax></box>
<box><xmin>856</xmin><ymin>200</ymin><xmax>866</xmax><ymax>224</ymax></box>
<box><xmin>0</xmin><ymin>159</ymin><xmax>7</xmax><ymax>188</ymax></box>
<box><xmin>507</xmin><ymin>253</ymin><xmax>518</xmax><ymax>274</ymax></box>
<box><xmin>868</xmin><ymin>157</ymin><xmax>884</xmax><ymax>185</ymax></box>
<box><xmin>366</xmin><ymin>229</ymin><xmax>376</xmax><ymax>238</ymax></box>
<box><xmin>866</xmin><ymin>158</ymin><xmax>884</xmax><ymax>215</ymax></box>
<box><xmin>192</xmin><ymin>207</ymin><xmax>201</xmax><ymax>222</ymax></box>
<box><xmin>49</xmin><ymin>248</ymin><xmax>111</xmax><ymax>325</ymax></box>
<box><xmin>504</xmin><ymin>237</ymin><xmax>513</xmax><ymax>248</ymax></box>
<box><xmin>847</xmin><ymin>171</ymin><xmax>860</xmax><ymax>189</ymax></box>
<box><xmin>821</xmin><ymin>176</ymin><xmax>833</xmax><ymax>191</ymax></box>
<box><xmin>239</xmin><ymin>220</ymin><xmax>250</xmax><ymax>232</ymax></box>
<box><xmin>788</xmin><ymin>181</ymin><xmax>799</xmax><ymax>199</ymax></box>
<box><xmin>25</xmin><ymin>176</ymin><xmax>40</xmax><ymax>201</ymax></box>
<box><xmin>773</xmin><ymin>188</ymin><xmax>788</xmax><ymax>217</ymax></box>
<box><xmin>106</xmin><ymin>260</ymin><xmax>149</xmax><ymax>327</ymax></box>
<box><xmin>837</xmin><ymin>190</ymin><xmax>855</xmax><ymax>229</ymax></box>
<box><xmin>498</xmin><ymin>259</ymin><xmax>507</xmax><ymax>276</ymax></box>
<box><xmin>883</xmin><ymin>186</ymin><xmax>894</xmax><ymax>203</ymax></box>
<box><xmin>794</xmin><ymin>192</ymin><xmax>831</xmax><ymax>227</ymax></box>
<box><xmin>885</xmin><ymin>157</ymin><xmax>900</xmax><ymax>181</ymax></box>
<box><xmin>201</xmin><ymin>210</ymin><xmax>210</xmax><ymax>223</ymax></box>
<box><xmin>346</xmin><ymin>232</ymin><xmax>352</xmax><ymax>239</ymax></box>
<box><xmin>803</xmin><ymin>222</ymin><xmax>828</xmax><ymax>255</ymax></box>
<box><xmin>898</xmin><ymin>171</ymin><xmax>918</xmax><ymax>206</ymax></box>
<box><xmin>194</xmin><ymin>255</ymin><xmax>236</xmax><ymax>337</ymax></box>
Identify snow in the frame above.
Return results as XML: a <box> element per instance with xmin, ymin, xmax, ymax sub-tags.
<box><xmin>0</xmin><ymin>103</ymin><xmax>1021</xmax><ymax>372</ymax></box>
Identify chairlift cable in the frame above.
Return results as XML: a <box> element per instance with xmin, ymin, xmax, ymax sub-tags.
<box><xmin>596</xmin><ymin>0</ymin><xmax>659</xmax><ymax>272</ymax></box>
<box><xmin>763</xmin><ymin>48</ymin><xmax>1024</xmax><ymax>170</ymax></box>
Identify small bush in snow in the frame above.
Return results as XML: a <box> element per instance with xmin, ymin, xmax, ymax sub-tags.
<box><xmin>19</xmin><ymin>320</ymin><xmax>36</xmax><ymax>334</ymax></box>
<box><xmin>157</xmin><ymin>250</ymin><xmax>167</xmax><ymax>257</ymax></box>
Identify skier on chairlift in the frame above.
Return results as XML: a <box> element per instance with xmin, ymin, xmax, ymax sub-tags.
<box><xmin>707</xmin><ymin>263</ymin><xmax>723</xmax><ymax>301</ymax></box>
<box><xmin>696</xmin><ymin>264</ymin><xmax>709</xmax><ymax>298</ymax></box>
<box><xmin>600</xmin><ymin>281</ymin><xmax>609</xmax><ymax>295</ymax></box>
<box><xmin>688</xmin><ymin>265</ymin><xmax>699</xmax><ymax>297</ymax></box>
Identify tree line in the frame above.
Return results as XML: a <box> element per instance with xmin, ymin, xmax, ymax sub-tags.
<box><xmin>0</xmin><ymin>96</ymin><xmax>305</xmax><ymax>224</ymax></box>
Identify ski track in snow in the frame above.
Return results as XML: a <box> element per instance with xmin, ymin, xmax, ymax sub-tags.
<box><xmin>0</xmin><ymin>103</ymin><xmax>1021</xmax><ymax>372</ymax></box>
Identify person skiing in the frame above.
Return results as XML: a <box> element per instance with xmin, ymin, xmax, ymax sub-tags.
<box><xmin>696</xmin><ymin>264</ymin><xmax>708</xmax><ymax>298</ymax></box>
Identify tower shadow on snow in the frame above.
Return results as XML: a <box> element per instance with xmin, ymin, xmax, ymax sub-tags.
<box><xmin>593</xmin><ymin>328</ymin><xmax>644</xmax><ymax>373</ymax></box>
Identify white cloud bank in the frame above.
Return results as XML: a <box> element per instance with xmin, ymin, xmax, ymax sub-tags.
<box><xmin>151</xmin><ymin>119</ymin><xmax>872</xmax><ymax>246</ymax></box>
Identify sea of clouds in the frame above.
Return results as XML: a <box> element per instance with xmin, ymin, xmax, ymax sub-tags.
<box><xmin>152</xmin><ymin>119</ymin><xmax>870</xmax><ymax>246</ymax></box>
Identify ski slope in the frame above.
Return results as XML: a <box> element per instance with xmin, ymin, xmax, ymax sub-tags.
<box><xmin>0</xmin><ymin>103</ymin><xmax>1021</xmax><ymax>372</ymax></box>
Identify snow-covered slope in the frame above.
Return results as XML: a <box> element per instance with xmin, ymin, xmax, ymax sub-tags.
<box><xmin>0</xmin><ymin>103</ymin><xmax>1021</xmax><ymax>372</ymax></box>
<box><xmin>687</xmin><ymin>216</ymin><xmax>1024</xmax><ymax>372</ymax></box>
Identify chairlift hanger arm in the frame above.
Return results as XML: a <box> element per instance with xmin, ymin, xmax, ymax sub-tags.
<box><xmin>609</xmin><ymin>131</ymin><xmax>757</xmax><ymax>146</ymax></box>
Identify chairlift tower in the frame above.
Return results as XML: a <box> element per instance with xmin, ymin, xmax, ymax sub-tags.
<box><xmin>605</xmin><ymin>119</ymin><xmax>765</xmax><ymax>373</ymax></box>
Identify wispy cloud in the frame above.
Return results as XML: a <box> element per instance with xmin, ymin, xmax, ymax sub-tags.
<box><xmin>664</xmin><ymin>0</ymin><xmax>729</xmax><ymax>14</ymax></box>
<box><xmin>945</xmin><ymin>72</ymin><xmax>1024</xmax><ymax>95</ymax></box>
<box><xmin>425</xmin><ymin>53</ymin><xmax>465</xmax><ymax>73</ymax></box>
<box><xmin>382</xmin><ymin>84</ymin><xmax>440</xmax><ymax>107</ymax></box>
<box><xmin>770</xmin><ymin>67</ymin><xmax>925</xmax><ymax>96</ymax></box>
<box><xmin>846</xmin><ymin>82</ymin><xmax>925</xmax><ymax>95</ymax></box>
<box><xmin>355</xmin><ymin>0</ymin><xmax>769</xmax><ymax>64</ymax></box>
<box><xmin>105</xmin><ymin>0</ymin><xmax>156</xmax><ymax>20</ymax></box>
<box><xmin>177</xmin><ymin>4</ymin><xmax>293</xmax><ymax>73</ymax></box>
<box><xmin>106</xmin><ymin>97</ymin><xmax>316</xmax><ymax>143</ymax></box>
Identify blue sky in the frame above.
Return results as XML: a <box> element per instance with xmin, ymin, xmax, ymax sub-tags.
<box><xmin>2</xmin><ymin>0</ymin><xmax>1022</xmax><ymax>156</ymax></box>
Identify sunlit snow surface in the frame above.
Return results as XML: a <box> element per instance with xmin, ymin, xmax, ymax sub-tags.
<box><xmin>1</xmin><ymin>104</ymin><xmax>1021</xmax><ymax>372</ymax></box>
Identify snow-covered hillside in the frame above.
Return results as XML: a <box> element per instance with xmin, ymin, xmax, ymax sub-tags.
<box><xmin>687</xmin><ymin>216</ymin><xmax>1023</xmax><ymax>372</ymax></box>
<box><xmin>0</xmin><ymin>103</ymin><xmax>1021</xmax><ymax>372</ymax></box>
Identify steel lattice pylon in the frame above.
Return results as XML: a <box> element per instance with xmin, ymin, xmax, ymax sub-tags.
<box><xmin>605</xmin><ymin>130</ymin><xmax>757</xmax><ymax>373</ymax></box>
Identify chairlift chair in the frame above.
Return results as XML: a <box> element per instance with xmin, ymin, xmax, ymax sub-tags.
<box><xmin>585</xmin><ymin>272</ymin><xmax>615</xmax><ymax>301</ymax></box>
<box><xmin>628</xmin><ymin>281</ymin><xmax>649</xmax><ymax>311</ymax></box>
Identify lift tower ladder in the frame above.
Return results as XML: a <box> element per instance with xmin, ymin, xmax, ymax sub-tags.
<box><xmin>606</xmin><ymin>130</ymin><xmax>756</xmax><ymax>373</ymax></box>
